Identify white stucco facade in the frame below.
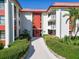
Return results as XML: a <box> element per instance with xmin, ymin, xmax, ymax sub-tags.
<box><xmin>2</xmin><ymin>0</ymin><xmax>21</xmax><ymax>48</ymax></box>
<box><xmin>41</xmin><ymin>13</ymin><xmax>48</xmax><ymax>35</ymax></box>
<box><xmin>1</xmin><ymin>1</ymin><xmax>79</xmax><ymax>48</ymax></box>
<box><xmin>5</xmin><ymin>0</ymin><xmax>10</xmax><ymax>48</ymax></box>
<box><xmin>55</xmin><ymin>9</ymin><xmax>69</xmax><ymax>38</ymax></box>
<box><xmin>20</xmin><ymin>9</ymin><xmax>79</xmax><ymax>38</ymax></box>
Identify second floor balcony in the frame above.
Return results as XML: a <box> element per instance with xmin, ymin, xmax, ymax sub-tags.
<box><xmin>48</xmin><ymin>15</ymin><xmax>56</xmax><ymax>21</ymax></box>
<box><xmin>0</xmin><ymin>16</ymin><xmax>5</xmax><ymax>25</ymax></box>
<box><xmin>48</xmin><ymin>25</ymin><xmax>56</xmax><ymax>30</ymax></box>
<box><xmin>0</xmin><ymin>2</ymin><xmax>5</xmax><ymax>10</ymax></box>
<box><xmin>0</xmin><ymin>1</ymin><xmax>5</xmax><ymax>16</ymax></box>
<box><xmin>0</xmin><ymin>20</ymin><xmax>5</xmax><ymax>25</ymax></box>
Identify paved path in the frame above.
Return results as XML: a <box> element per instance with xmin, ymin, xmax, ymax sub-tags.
<box><xmin>24</xmin><ymin>37</ymin><xmax>59</xmax><ymax>59</ymax></box>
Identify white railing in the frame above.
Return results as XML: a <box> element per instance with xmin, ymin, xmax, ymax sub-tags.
<box><xmin>48</xmin><ymin>15</ymin><xmax>56</xmax><ymax>21</ymax></box>
<box><xmin>0</xmin><ymin>20</ymin><xmax>5</xmax><ymax>25</ymax></box>
<box><xmin>48</xmin><ymin>25</ymin><xmax>56</xmax><ymax>30</ymax></box>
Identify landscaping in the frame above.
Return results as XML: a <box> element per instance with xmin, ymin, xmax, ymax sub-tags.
<box><xmin>0</xmin><ymin>40</ymin><xmax>5</xmax><ymax>50</ymax></box>
<box><xmin>43</xmin><ymin>34</ymin><xmax>79</xmax><ymax>59</ymax></box>
<box><xmin>0</xmin><ymin>39</ymin><xmax>30</xmax><ymax>59</ymax></box>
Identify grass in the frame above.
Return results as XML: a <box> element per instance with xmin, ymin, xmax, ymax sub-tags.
<box><xmin>43</xmin><ymin>35</ymin><xmax>79</xmax><ymax>59</ymax></box>
<box><xmin>0</xmin><ymin>39</ymin><xmax>30</xmax><ymax>59</ymax></box>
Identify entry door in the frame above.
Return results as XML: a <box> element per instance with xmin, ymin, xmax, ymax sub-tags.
<box><xmin>33</xmin><ymin>30</ymin><xmax>41</xmax><ymax>37</ymax></box>
<box><xmin>33</xmin><ymin>13</ymin><xmax>41</xmax><ymax>37</ymax></box>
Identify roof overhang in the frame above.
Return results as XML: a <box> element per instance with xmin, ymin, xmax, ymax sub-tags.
<box><xmin>20</xmin><ymin>9</ymin><xmax>47</xmax><ymax>13</ymax></box>
<box><xmin>47</xmin><ymin>2</ymin><xmax>79</xmax><ymax>12</ymax></box>
<box><xmin>12</xmin><ymin>0</ymin><xmax>22</xmax><ymax>9</ymax></box>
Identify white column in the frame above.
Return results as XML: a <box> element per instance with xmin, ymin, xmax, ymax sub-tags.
<box><xmin>61</xmin><ymin>11</ymin><xmax>69</xmax><ymax>38</ymax></box>
<box><xmin>75</xmin><ymin>19</ymin><xmax>79</xmax><ymax>36</ymax></box>
<box><xmin>4</xmin><ymin>0</ymin><xmax>9</xmax><ymax>48</ymax></box>
<box><xmin>56</xmin><ymin>9</ymin><xmax>61</xmax><ymax>38</ymax></box>
<box><xmin>42</xmin><ymin>13</ymin><xmax>48</xmax><ymax>35</ymax></box>
<box><xmin>11</xmin><ymin>2</ymin><xmax>15</xmax><ymax>42</ymax></box>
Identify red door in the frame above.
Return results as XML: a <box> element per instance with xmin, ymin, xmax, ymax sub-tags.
<box><xmin>33</xmin><ymin>13</ymin><xmax>41</xmax><ymax>37</ymax></box>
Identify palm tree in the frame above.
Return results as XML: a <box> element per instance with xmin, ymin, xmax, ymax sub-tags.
<box><xmin>63</xmin><ymin>8</ymin><xmax>79</xmax><ymax>36</ymax></box>
<box><xmin>48</xmin><ymin>8</ymin><xmax>79</xmax><ymax>36</ymax></box>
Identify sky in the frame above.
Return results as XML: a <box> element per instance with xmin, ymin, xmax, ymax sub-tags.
<box><xmin>18</xmin><ymin>0</ymin><xmax>79</xmax><ymax>9</ymax></box>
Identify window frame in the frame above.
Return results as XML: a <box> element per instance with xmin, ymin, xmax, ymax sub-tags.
<box><xmin>0</xmin><ymin>16</ymin><xmax>5</xmax><ymax>25</ymax></box>
<box><xmin>0</xmin><ymin>30</ymin><xmax>5</xmax><ymax>39</ymax></box>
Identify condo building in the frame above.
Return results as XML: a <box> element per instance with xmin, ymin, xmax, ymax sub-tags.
<box><xmin>0</xmin><ymin>0</ymin><xmax>79</xmax><ymax>47</ymax></box>
<box><xmin>0</xmin><ymin>0</ymin><xmax>21</xmax><ymax>48</ymax></box>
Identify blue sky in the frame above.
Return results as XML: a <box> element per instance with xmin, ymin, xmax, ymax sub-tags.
<box><xmin>18</xmin><ymin>0</ymin><xmax>79</xmax><ymax>9</ymax></box>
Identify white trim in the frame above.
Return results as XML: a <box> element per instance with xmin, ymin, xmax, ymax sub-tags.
<box><xmin>4</xmin><ymin>0</ymin><xmax>9</xmax><ymax>48</ymax></box>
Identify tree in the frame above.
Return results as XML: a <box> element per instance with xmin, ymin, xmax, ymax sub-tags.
<box><xmin>63</xmin><ymin>8</ymin><xmax>79</xmax><ymax>36</ymax></box>
<box><xmin>48</xmin><ymin>8</ymin><xmax>79</xmax><ymax>36</ymax></box>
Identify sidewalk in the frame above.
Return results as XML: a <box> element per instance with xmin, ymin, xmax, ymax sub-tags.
<box><xmin>24</xmin><ymin>37</ymin><xmax>59</xmax><ymax>59</ymax></box>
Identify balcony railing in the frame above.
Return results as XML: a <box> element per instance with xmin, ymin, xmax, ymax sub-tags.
<box><xmin>48</xmin><ymin>25</ymin><xmax>56</xmax><ymax>30</ymax></box>
<box><xmin>0</xmin><ymin>20</ymin><xmax>5</xmax><ymax>25</ymax></box>
<box><xmin>48</xmin><ymin>15</ymin><xmax>56</xmax><ymax>21</ymax></box>
<box><xmin>0</xmin><ymin>16</ymin><xmax>5</xmax><ymax>25</ymax></box>
<box><xmin>51</xmin><ymin>15</ymin><xmax>56</xmax><ymax>20</ymax></box>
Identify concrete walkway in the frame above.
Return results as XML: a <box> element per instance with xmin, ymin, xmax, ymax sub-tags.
<box><xmin>24</xmin><ymin>37</ymin><xmax>59</xmax><ymax>59</ymax></box>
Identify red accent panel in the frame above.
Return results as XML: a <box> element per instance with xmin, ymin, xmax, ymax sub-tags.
<box><xmin>33</xmin><ymin>13</ymin><xmax>41</xmax><ymax>37</ymax></box>
<box><xmin>0</xmin><ymin>10</ymin><xmax>5</xmax><ymax>16</ymax></box>
<box><xmin>33</xmin><ymin>13</ymin><xmax>41</xmax><ymax>29</ymax></box>
<box><xmin>0</xmin><ymin>25</ymin><xmax>5</xmax><ymax>30</ymax></box>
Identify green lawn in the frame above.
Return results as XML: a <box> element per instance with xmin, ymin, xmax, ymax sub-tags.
<box><xmin>43</xmin><ymin>35</ymin><xmax>79</xmax><ymax>59</ymax></box>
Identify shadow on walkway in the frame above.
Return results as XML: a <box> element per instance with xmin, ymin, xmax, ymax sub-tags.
<box><xmin>24</xmin><ymin>43</ymin><xmax>35</xmax><ymax>59</ymax></box>
<box><xmin>31</xmin><ymin>37</ymin><xmax>41</xmax><ymax>41</ymax></box>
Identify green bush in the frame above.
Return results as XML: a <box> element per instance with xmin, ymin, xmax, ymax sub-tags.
<box><xmin>19</xmin><ymin>29</ymin><xmax>31</xmax><ymax>41</ymax></box>
<box><xmin>0</xmin><ymin>44</ymin><xmax>4</xmax><ymax>50</ymax></box>
<box><xmin>62</xmin><ymin>36</ymin><xmax>79</xmax><ymax>45</ymax></box>
<box><xmin>43</xmin><ymin>34</ymin><xmax>59</xmax><ymax>41</ymax></box>
<box><xmin>0</xmin><ymin>39</ymin><xmax>30</xmax><ymax>59</ymax></box>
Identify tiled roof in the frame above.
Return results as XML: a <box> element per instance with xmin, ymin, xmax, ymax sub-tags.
<box><xmin>53</xmin><ymin>2</ymin><xmax>79</xmax><ymax>6</ymax></box>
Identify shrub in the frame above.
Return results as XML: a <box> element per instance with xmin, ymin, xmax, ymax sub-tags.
<box><xmin>0</xmin><ymin>40</ymin><xmax>5</xmax><ymax>50</ymax></box>
<box><xmin>19</xmin><ymin>29</ymin><xmax>31</xmax><ymax>41</ymax></box>
<box><xmin>0</xmin><ymin>44</ymin><xmax>4</xmax><ymax>50</ymax></box>
<box><xmin>62</xmin><ymin>36</ymin><xmax>79</xmax><ymax>45</ymax></box>
<box><xmin>43</xmin><ymin>34</ymin><xmax>59</xmax><ymax>41</ymax></box>
<box><xmin>0</xmin><ymin>39</ymin><xmax>30</xmax><ymax>59</ymax></box>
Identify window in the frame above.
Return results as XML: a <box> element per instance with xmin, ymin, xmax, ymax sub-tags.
<box><xmin>51</xmin><ymin>15</ymin><xmax>56</xmax><ymax>19</ymax></box>
<box><xmin>19</xmin><ymin>20</ymin><xmax>20</xmax><ymax>26</ymax></box>
<box><xmin>48</xmin><ymin>21</ymin><xmax>53</xmax><ymax>25</ymax></box>
<box><xmin>0</xmin><ymin>1</ymin><xmax>4</xmax><ymax>9</ymax></box>
<box><xmin>48</xmin><ymin>30</ymin><xmax>56</xmax><ymax>35</ymax></box>
<box><xmin>48</xmin><ymin>21</ymin><xmax>56</xmax><ymax>26</ymax></box>
<box><xmin>19</xmin><ymin>12</ymin><xmax>20</xmax><ymax>17</ymax></box>
<box><xmin>0</xmin><ymin>31</ymin><xmax>5</xmax><ymax>39</ymax></box>
<box><xmin>0</xmin><ymin>16</ymin><xmax>5</xmax><ymax>25</ymax></box>
<box><xmin>14</xmin><ymin>20</ymin><xmax>16</xmax><ymax>25</ymax></box>
<box><xmin>14</xmin><ymin>6</ymin><xmax>16</xmax><ymax>18</ymax></box>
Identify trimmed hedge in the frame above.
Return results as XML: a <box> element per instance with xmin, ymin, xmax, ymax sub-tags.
<box><xmin>0</xmin><ymin>39</ymin><xmax>30</xmax><ymax>59</ymax></box>
<box><xmin>0</xmin><ymin>40</ymin><xmax>5</xmax><ymax>50</ymax></box>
